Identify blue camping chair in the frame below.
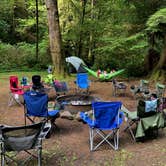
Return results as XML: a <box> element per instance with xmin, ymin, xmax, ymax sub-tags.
<box><xmin>75</xmin><ymin>73</ymin><xmax>90</xmax><ymax>94</ymax></box>
<box><xmin>80</xmin><ymin>101</ymin><xmax>123</xmax><ymax>151</ymax></box>
<box><xmin>23</xmin><ymin>91</ymin><xmax>59</xmax><ymax>126</ymax></box>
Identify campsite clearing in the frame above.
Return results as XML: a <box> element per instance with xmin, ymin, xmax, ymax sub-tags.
<box><xmin>0</xmin><ymin>76</ymin><xmax>166</xmax><ymax>166</ymax></box>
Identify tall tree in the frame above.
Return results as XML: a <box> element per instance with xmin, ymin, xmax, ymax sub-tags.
<box><xmin>45</xmin><ymin>0</ymin><xmax>64</xmax><ymax>74</ymax></box>
<box><xmin>35</xmin><ymin>0</ymin><xmax>39</xmax><ymax>62</ymax></box>
<box><xmin>145</xmin><ymin>8</ymin><xmax>166</xmax><ymax>81</ymax></box>
<box><xmin>77</xmin><ymin>0</ymin><xmax>87</xmax><ymax>58</ymax></box>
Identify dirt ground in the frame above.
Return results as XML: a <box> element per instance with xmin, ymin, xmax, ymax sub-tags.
<box><xmin>0</xmin><ymin>77</ymin><xmax>166</xmax><ymax>166</ymax></box>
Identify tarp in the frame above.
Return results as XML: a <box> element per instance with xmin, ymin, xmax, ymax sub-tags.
<box><xmin>66</xmin><ymin>56</ymin><xmax>86</xmax><ymax>71</ymax></box>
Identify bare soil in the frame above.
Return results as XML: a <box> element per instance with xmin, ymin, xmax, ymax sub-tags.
<box><xmin>0</xmin><ymin>77</ymin><xmax>166</xmax><ymax>166</ymax></box>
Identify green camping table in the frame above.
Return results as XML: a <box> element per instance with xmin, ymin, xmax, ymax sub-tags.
<box><xmin>135</xmin><ymin>112</ymin><xmax>165</xmax><ymax>138</ymax></box>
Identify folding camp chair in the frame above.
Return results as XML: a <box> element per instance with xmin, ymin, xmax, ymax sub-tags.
<box><xmin>123</xmin><ymin>99</ymin><xmax>164</xmax><ymax>141</ymax></box>
<box><xmin>130</xmin><ymin>80</ymin><xmax>150</xmax><ymax>99</ymax></box>
<box><xmin>8</xmin><ymin>76</ymin><xmax>24</xmax><ymax>106</ymax></box>
<box><xmin>21</xmin><ymin>76</ymin><xmax>28</xmax><ymax>86</ymax></box>
<box><xmin>140</xmin><ymin>80</ymin><xmax>149</xmax><ymax>92</ymax></box>
<box><xmin>0</xmin><ymin>122</ymin><xmax>51</xmax><ymax>166</ymax></box>
<box><xmin>23</xmin><ymin>90</ymin><xmax>60</xmax><ymax>127</ymax></box>
<box><xmin>53</xmin><ymin>80</ymin><xmax>69</xmax><ymax>96</ymax></box>
<box><xmin>155</xmin><ymin>83</ymin><xmax>165</xmax><ymax>98</ymax></box>
<box><xmin>160</xmin><ymin>97</ymin><xmax>166</xmax><ymax>120</ymax></box>
<box><xmin>80</xmin><ymin>101</ymin><xmax>123</xmax><ymax>151</ymax></box>
<box><xmin>161</xmin><ymin>97</ymin><xmax>166</xmax><ymax>111</ymax></box>
<box><xmin>75</xmin><ymin>73</ymin><xmax>90</xmax><ymax>95</ymax></box>
<box><xmin>112</xmin><ymin>79</ymin><xmax>127</xmax><ymax>96</ymax></box>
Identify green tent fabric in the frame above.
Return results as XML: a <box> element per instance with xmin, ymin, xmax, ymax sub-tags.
<box><xmin>83</xmin><ymin>66</ymin><xmax>125</xmax><ymax>81</ymax></box>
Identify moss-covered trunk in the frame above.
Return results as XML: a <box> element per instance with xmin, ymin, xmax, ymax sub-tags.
<box><xmin>150</xmin><ymin>35</ymin><xmax>166</xmax><ymax>82</ymax></box>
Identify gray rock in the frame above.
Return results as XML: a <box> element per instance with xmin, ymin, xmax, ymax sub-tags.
<box><xmin>75</xmin><ymin>111</ymin><xmax>81</xmax><ymax>121</ymax></box>
<box><xmin>60</xmin><ymin>111</ymin><xmax>74</xmax><ymax>120</ymax></box>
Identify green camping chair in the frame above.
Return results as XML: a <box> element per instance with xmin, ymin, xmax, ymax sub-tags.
<box><xmin>155</xmin><ymin>83</ymin><xmax>165</xmax><ymax>99</ymax></box>
<box><xmin>130</xmin><ymin>80</ymin><xmax>150</xmax><ymax>100</ymax></box>
<box><xmin>122</xmin><ymin>99</ymin><xmax>165</xmax><ymax>141</ymax></box>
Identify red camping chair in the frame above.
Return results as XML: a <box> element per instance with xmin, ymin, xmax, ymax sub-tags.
<box><xmin>8</xmin><ymin>76</ymin><xmax>24</xmax><ymax>106</ymax></box>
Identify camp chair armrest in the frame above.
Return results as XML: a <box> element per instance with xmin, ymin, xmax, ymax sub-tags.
<box><xmin>39</xmin><ymin>122</ymin><xmax>51</xmax><ymax>139</ymax></box>
<box><xmin>119</xmin><ymin>111</ymin><xmax>124</xmax><ymax>119</ymax></box>
<box><xmin>11</xmin><ymin>87</ymin><xmax>23</xmax><ymax>91</ymax></box>
<box><xmin>80</xmin><ymin>112</ymin><xmax>94</xmax><ymax>126</ymax></box>
<box><xmin>116</xmin><ymin>111</ymin><xmax>124</xmax><ymax>125</ymax></box>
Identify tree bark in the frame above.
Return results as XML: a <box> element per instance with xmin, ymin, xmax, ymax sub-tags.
<box><xmin>144</xmin><ymin>48</ymin><xmax>160</xmax><ymax>72</ymax></box>
<box><xmin>35</xmin><ymin>0</ymin><xmax>39</xmax><ymax>62</ymax></box>
<box><xmin>150</xmin><ymin>35</ymin><xmax>166</xmax><ymax>81</ymax></box>
<box><xmin>155</xmin><ymin>35</ymin><xmax>166</xmax><ymax>70</ymax></box>
<box><xmin>88</xmin><ymin>0</ymin><xmax>94</xmax><ymax>63</ymax></box>
<box><xmin>155</xmin><ymin>49</ymin><xmax>166</xmax><ymax>73</ymax></box>
<box><xmin>45</xmin><ymin>0</ymin><xmax>64</xmax><ymax>74</ymax></box>
<box><xmin>77</xmin><ymin>0</ymin><xmax>87</xmax><ymax>58</ymax></box>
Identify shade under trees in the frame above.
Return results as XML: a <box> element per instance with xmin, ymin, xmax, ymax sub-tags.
<box><xmin>0</xmin><ymin>0</ymin><xmax>165</xmax><ymax>80</ymax></box>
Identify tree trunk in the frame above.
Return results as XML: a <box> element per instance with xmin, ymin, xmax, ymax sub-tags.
<box><xmin>35</xmin><ymin>0</ymin><xmax>39</xmax><ymax>62</ymax></box>
<box><xmin>144</xmin><ymin>48</ymin><xmax>160</xmax><ymax>72</ymax></box>
<box><xmin>45</xmin><ymin>0</ymin><xmax>64</xmax><ymax>74</ymax></box>
<box><xmin>88</xmin><ymin>0</ymin><xmax>94</xmax><ymax>63</ymax></box>
<box><xmin>150</xmin><ymin>35</ymin><xmax>166</xmax><ymax>81</ymax></box>
<box><xmin>155</xmin><ymin>35</ymin><xmax>166</xmax><ymax>70</ymax></box>
<box><xmin>77</xmin><ymin>0</ymin><xmax>87</xmax><ymax>58</ymax></box>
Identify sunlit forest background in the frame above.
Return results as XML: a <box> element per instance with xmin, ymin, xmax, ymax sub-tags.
<box><xmin>0</xmin><ymin>0</ymin><xmax>166</xmax><ymax>81</ymax></box>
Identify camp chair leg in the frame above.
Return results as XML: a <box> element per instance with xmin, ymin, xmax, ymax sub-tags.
<box><xmin>128</xmin><ymin>127</ymin><xmax>136</xmax><ymax>142</ymax></box>
<box><xmin>37</xmin><ymin>139</ymin><xmax>42</xmax><ymax>166</ymax></box>
<box><xmin>8</xmin><ymin>93</ymin><xmax>23</xmax><ymax>107</ymax></box>
<box><xmin>115</xmin><ymin>129</ymin><xmax>119</xmax><ymax>150</ymax></box>
<box><xmin>90</xmin><ymin>129</ymin><xmax>118</xmax><ymax>151</ymax></box>
<box><xmin>8</xmin><ymin>94</ymin><xmax>14</xmax><ymax>107</ymax></box>
<box><xmin>112</xmin><ymin>87</ymin><xmax>116</xmax><ymax>96</ymax></box>
<box><xmin>15</xmin><ymin>99</ymin><xmax>23</xmax><ymax>106</ymax></box>
<box><xmin>96</xmin><ymin>130</ymin><xmax>116</xmax><ymax>150</ymax></box>
<box><xmin>1</xmin><ymin>142</ymin><xmax>5</xmax><ymax>166</ymax></box>
<box><xmin>89</xmin><ymin>128</ymin><xmax>94</xmax><ymax>151</ymax></box>
<box><xmin>124</xmin><ymin>121</ymin><xmax>136</xmax><ymax>141</ymax></box>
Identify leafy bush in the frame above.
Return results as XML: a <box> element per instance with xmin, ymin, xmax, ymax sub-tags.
<box><xmin>0</xmin><ymin>40</ymin><xmax>51</xmax><ymax>71</ymax></box>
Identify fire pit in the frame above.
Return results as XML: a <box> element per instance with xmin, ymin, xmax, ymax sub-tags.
<box><xmin>56</xmin><ymin>94</ymin><xmax>101</xmax><ymax>114</ymax></box>
<box><xmin>57</xmin><ymin>94</ymin><xmax>100</xmax><ymax>105</ymax></box>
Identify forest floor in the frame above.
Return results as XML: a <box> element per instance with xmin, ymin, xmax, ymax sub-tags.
<box><xmin>0</xmin><ymin>76</ymin><xmax>166</xmax><ymax>166</ymax></box>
